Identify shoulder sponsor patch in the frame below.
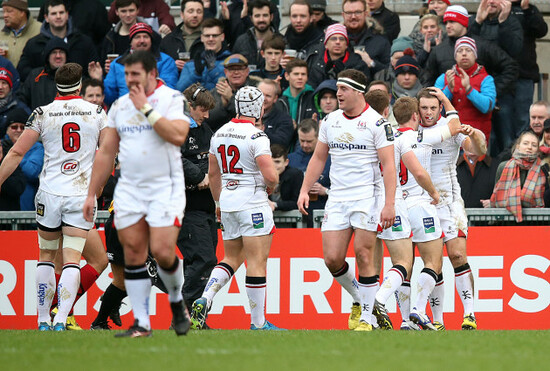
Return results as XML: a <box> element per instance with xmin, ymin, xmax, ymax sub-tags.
<box><xmin>391</xmin><ymin>216</ymin><xmax>403</xmax><ymax>232</ymax></box>
<box><xmin>251</xmin><ymin>132</ymin><xmax>268</xmax><ymax>140</ymax></box>
<box><xmin>252</xmin><ymin>212</ymin><xmax>265</xmax><ymax>229</ymax></box>
<box><xmin>375</xmin><ymin>118</ymin><xmax>387</xmax><ymax>127</ymax></box>
<box><xmin>96</xmin><ymin>105</ymin><xmax>104</xmax><ymax>114</ymax></box>
<box><xmin>394</xmin><ymin>130</ymin><xmax>402</xmax><ymax>137</ymax></box>
<box><xmin>417</xmin><ymin>130</ymin><xmax>424</xmax><ymax>142</ymax></box>
<box><xmin>384</xmin><ymin>123</ymin><xmax>394</xmax><ymax>141</ymax></box>
<box><xmin>423</xmin><ymin>217</ymin><xmax>435</xmax><ymax>233</ymax></box>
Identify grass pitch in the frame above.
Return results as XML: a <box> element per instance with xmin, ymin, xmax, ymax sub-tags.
<box><xmin>1</xmin><ymin>329</ymin><xmax>548</xmax><ymax>371</ymax></box>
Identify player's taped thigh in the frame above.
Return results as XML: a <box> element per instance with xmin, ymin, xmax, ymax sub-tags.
<box><xmin>63</xmin><ymin>235</ymin><xmax>87</xmax><ymax>253</ymax></box>
<box><xmin>38</xmin><ymin>236</ymin><xmax>60</xmax><ymax>251</ymax></box>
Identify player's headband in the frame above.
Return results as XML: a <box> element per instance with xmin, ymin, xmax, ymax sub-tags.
<box><xmin>192</xmin><ymin>86</ymin><xmax>206</xmax><ymax>101</ymax></box>
<box><xmin>57</xmin><ymin>79</ymin><xmax>82</xmax><ymax>93</ymax></box>
<box><xmin>336</xmin><ymin>77</ymin><xmax>366</xmax><ymax>93</ymax></box>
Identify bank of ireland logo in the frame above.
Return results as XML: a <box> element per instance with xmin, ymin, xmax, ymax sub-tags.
<box><xmin>61</xmin><ymin>159</ymin><xmax>80</xmax><ymax>175</ymax></box>
<box><xmin>252</xmin><ymin>213</ymin><xmax>264</xmax><ymax>229</ymax></box>
<box><xmin>392</xmin><ymin>216</ymin><xmax>403</xmax><ymax>232</ymax></box>
<box><xmin>423</xmin><ymin>217</ymin><xmax>435</xmax><ymax>233</ymax></box>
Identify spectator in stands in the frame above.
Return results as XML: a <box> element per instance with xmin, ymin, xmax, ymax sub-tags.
<box><xmin>288</xmin><ymin>118</ymin><xmax>330</xmax><ymax>226</ymax></box>
<box><xmin>391</xmin><ymin>52</ymin><xmax>423</xmax><ymax>102</ymax></box>
<box><xmin>17</xmin><ymin>37</ymin><xmax>68</xmax><ymax>109</ymax></box>
<box><xmin>233</xmin><ymin>0</ymin><xmax>281</xmax><ymax>68</ymax></box>
<box><xmin>529</xmin><ymin>101</ymin><xmax>550</xmax><ymax>140</ymax></box>
<box><xmin>309</xmin><ymin>0</ymin><xmax>336</xmax><ymax>31</ymax></box>
<box><xmin>37</xmin><ymin>0</ymin><xmax>110</xmax><ymax>53</ymax></box>
<box><xmin>205</xmin><ymin>54</ymin><xmax>256</xmax><ymax>132</ymax></box>
<box><xmin>373</xmin><ymin>36</ymin><xmax>413</xmax><ymax>86</ymax></box>
<box><xmin>101</xmin><ymin>0</ymin><xmax>144</xmax><ymax>68</ymax></box>
<box><xmin>482</xmin><ymin>131</ymin><xmax>550</xmax><ymax>222</ymax></box>
<box><xmin>108</xmin><ymin>0</ymin><xmax>175</xmax><ymax>36</ymax></box>
<box><xmin>411</xmin><ymin>14</ymin><xmax>443</xmax><ymax>66</ymax></box>
<box><xmin>258</xmin><ymin>79</ymin><xmax>294</xmax><ymax>149</ymax></box>
<box><xmin>457</xmin><ymin>148</ymin><xmax>499</xmax><ymax>208</ymax></box>
<box><xmin>0</xmin><ymin>67</ymin><xmax>29</xmax><ymax>138</ymax></box>
<box><xmin>284</xmin><ymin>0</ymin><xmax>324</xmax><ymax>61</ymax></box>
<box><xmin>367</xmin><ymin>0</ymin><xmax>400</xmax><ymax>42</ymax></box>
<box><xmin>250</xmin><ymin>34</ymin><xmax>289</xmax><ymax>91</ymax></box>
<box><xmin>312</xmin><ymin>79</ymin><xmax>338</xmax><ymax>121</ymax></box>
<box><xmin>17</xmin><ymin>0</ymin><xmax>98</xmax><ymax>81</ymax></box>
<box><xmin>2</xmin><ymin>107</ymin><xmax>42</xmax><ymax>211</ymax></box>
<box><xmin>343</xmin><ymin>0</ymin><xmax>391</xmax><ymax>75</ymax></box>
<box><xmin>0</xmin><ymin>119</ymin><xmax>25</xmax><ymax>211</ymax></box>
<box><xmin>279</xmin><ymin>59</ymin><xmax>315</xmax><ymax>126</ymax></box>
<box><xmin>307</xmin><ymin>23</ymin><xmax>371</xmax><ymax>88</ymax></box>
<box><xmin>160</xmin><ymin>0</ymin><xmax>205</xmax><ymax>70</ymax></box>
<box><xmin>509</xmin><ymin>0</ymin><xmax>548</xmax><ymax>134</ymax></box>
<box><xmin>0</xmin><ymin>0</ymin><xmax>41</xmax><ymax>67</ymax></box>
<box><xmin>540</xmin><ymin>119</ymin><xmax>550</xmax><ymax>166</ymax></box>
<box><xmin>435</xmin><ymin>36</ymin><xmax>496</xmax><ymax>141</ymax></box>
<box><xmin>81</xmin><ymin>78</ymin><xmax>106</xmax><ymax>111</ymax></box>
<box><xmin>93</xmin><ymin>22</ymin><xmax>177</xmax><ymax>106</ymax></box>
<box><xmin>268</xmin><ymin>144</ymin><xmax>304</xmax><ymax>212</ymax></box>
<box><xmin>0</xmin><ymin>56</ymin><xmax>19</xmax><ymax>92</ymax></box>
<box><xmin>176</xmin><ymin>18</ymin><xmax>230</xmax><ymax>92</ymax></box>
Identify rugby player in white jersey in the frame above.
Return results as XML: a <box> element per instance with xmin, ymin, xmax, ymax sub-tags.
<box><xmin>0</xmin><ymin>63</ymin><xmax>107</xmax><ymax>331</ymax></box>
<box><xmin>190</xmin><ymin>86</ymin><xmax>283</xmax><ymax>331</ymax></box>
<box><xmin>297</xmin><ymin>69</ymin><xmax>397</xmax><ymax>332</ymax></box>
<box><xmin>84</xmin><ymin>51</ymin><xmax>191</xmax><ymax>338</ymax></box>
<box><xmin>417</xmin><ymin>87</ymin><xmax>486</xmax><ymax>330</ymax></box>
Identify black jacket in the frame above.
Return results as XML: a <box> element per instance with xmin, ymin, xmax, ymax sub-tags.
<box><xmin>270</xmin><ymin>165</ymin><xmax>303</xmax><ymax>211</ymax></box>
<box><xmin>371</xmin><ymin>3</ymin><xmax>401</xmax><ymax>43</ymax></box>
<box><xmin>422</xmin><ymin>33</ymin><xmax>518</xmax><ymax>96</ymax></box>
<box><xmin>222</xmin><ymin>0</ymin><xmax>280</xmax><ymax>48</ymax></box>
<box><xmin>456</xmin><ymin>155</ymin><xmax>499</xmax><ymax>208</ymax></box>
<box><xmin>17</xmin><ymin>65</ymin><xmax>57</xmax><ymax>110</ymax></box>
<box><xmin>100</xmin><ymin>17</ymin><xmax>148</xmax><ymax>65</ymax></box>
<box><xmin>160</xmin><ymin>21</ymin><xmax>204</xmax><ymax>63</ymax></box>
<box><xmin>510</xmin><ymin>2</ymin><xmax>548</xmax><ymax>82</ymax></box>
<box><xmin>17</xmin><ymin>20</ymin><xmax>99</xmax><ymax>81</ymax></box>
<box><xmin>181</xmin><ymin>123</ymin><xmax>215</xmax><ymax>214</ymax></box>
<box><xmin>284</xmin><ymin>25</ymin><xmax>324</xmax><ymax>60</ymax></box>
<box><xmin>468</xmin><ymin>14</ymin><xmax>523</xmax><ymax>59</ymax></box>
<box><xmin>307</xmin><ymin>49</ymin><xmax>371</xmax><ymax>89</ymax></box>
<box><xmin>278</xmin><ymin>89</ymin><xmax>316</xmax><ymax>124</ymax></box>
<box><xmin>314</xmin><ymin>13</ymin><xmax>337</xmax><ymax>31</ymax></box>
<box><xmin>348</xmin><ymin>25</ymin><xmax>391</xmax><ymax>74</ymax></box>
<box><xmin>233</xmin><ymin>26</ymin><xmax>281</xmax><ymax>67</ymax></box>
<box><xmin>262</xmin><ymin>104</ymin><xmax>294</xmax><ymax>149</ymax></box>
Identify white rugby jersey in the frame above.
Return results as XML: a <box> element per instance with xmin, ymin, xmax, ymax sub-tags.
<box><xmin>107</xmin><ymin>82</ymin><xmax>187</xmax><ymax>197</ymax></box>
<box><xmin>419</xmin><ymin>116</ymin><xmax>467</xmax><ymax>206</ymax></box>
<box><xmin>383</xmin><ymin>127</ymin><xmax>414</xmax><ymax>201</ymax></box>
<box><xmin>320</xmin><ymin>106</ymin><xmax>394</xmax><ymax>201</ymax></box>
<box><xmin>27</xmin><ymin>96</ymin><xmax>106</xmax><ymax>196</ymax></box>
<box><xmin>209</xmin><ymin>118</ymin><xmax>272</xmax><ymax>212</ymax></box>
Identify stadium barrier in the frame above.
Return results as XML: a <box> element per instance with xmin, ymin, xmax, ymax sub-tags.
<box><xmin>0</xmin><ymin>226</ymin><xmax>548</xmax><ymax>330</ymax></box>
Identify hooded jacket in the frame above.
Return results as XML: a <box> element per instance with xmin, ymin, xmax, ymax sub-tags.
<box><xmin>313</xmin><ymin>79</ymin><xmax>337</xmax><ymax>120</ymax></box>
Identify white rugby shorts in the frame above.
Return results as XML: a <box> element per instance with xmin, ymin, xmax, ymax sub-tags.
<box><xmin>408</xmin><ymin>202</ymin><xmax>443</xmax><ymax>243</ymax></box>
<box><xmin>220</xmin><ymin>204</ymin><xmax>275</xmax><ymax>240</ymax></box>
<box><xmin>113</xmin><ymin>184</ymin><xmax>185</xmax><ymax>230</ymax></box>
<box><xmin>437</xmin><ymin>199</ymin><xmax>468</xmax><ymax>243</ymax></box>
<box><xmin>378</xmin><ymin>198</ymin><xmax>412</xmax><ymax>240</ymax></box>
<box><xmin>321</xmin><ymin>197</ymin><xmax>382</xmax><ymax>232</ymax></box>
<box><xmin>35</xmin><ymin>189</ymin><xmax>95</xmax><ymax>230</ymax></box>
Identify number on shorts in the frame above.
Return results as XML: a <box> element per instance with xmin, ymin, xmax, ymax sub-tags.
<box><xmin>217</xmin><ymin>144</ymin><xmax>243</xmax><ymax>174</ymax></box>
<box><xmin>398</xmin><ymin>160</ymin><xmax>408</xmax><ymax>186</ymax></box>
<box><xmin>62</xmin><ymin>122</ymin><xmax>81</xmax><ymax>153</ymax></box>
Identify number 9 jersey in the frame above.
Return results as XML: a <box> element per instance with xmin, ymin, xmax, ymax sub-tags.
<box><xmin>26</xmin><ymin>96</ymin><xmax>107</xmax><ymax>196</ymax></box>
<box><xmin>209</xmin><ymin>118</ymin><xmax>272</xmax><ymax>212</ymax></box>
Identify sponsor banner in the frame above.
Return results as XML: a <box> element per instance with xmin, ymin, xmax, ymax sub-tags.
<box><xmin>0</xmin><ymin>227</ymin><xmax>548</xmax><ymax>330</ymax></box>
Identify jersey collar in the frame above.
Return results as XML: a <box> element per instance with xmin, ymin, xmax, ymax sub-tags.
<box><xmin>231</xmin><ymin>118</ymin><xmax>255</xmax><ymax>125</ymax></box>
<box><xmin>342</xmin><ymin>104</ymin><xmax>369</xmax><ymax>120</ymax></box>
<box><xmin>55</xmin><ymin>95</ymin><xmax>83</xmax><ymax>101</ymax></box>
<box><xmin>397</xmin><ymin>127</ymin><xmax>413</xmax><ymax>132</ymax></box>
<box><xmin>146</xmin><ymin>79</ymin><xmax>164</xmax><ymax>97</ymax></box>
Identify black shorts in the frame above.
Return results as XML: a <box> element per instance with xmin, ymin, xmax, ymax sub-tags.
<box><xmin>105</xmin><ymin>212</ymin><xmax>124</xmax><ymax>266</ymax></box>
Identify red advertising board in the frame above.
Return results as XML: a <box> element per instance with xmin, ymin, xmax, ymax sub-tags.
<box><xmin>0</xmin><ymin>227</ymin><xmax>548</xmax><ymax>330</ymax></box>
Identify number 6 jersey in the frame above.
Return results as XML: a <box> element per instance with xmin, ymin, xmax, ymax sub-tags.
<box><xmin>209</xmin><ymin>118</ymin><xmax>272</xmax><ymax>212</ymax></box>
<box><xmin>26</xmin><ymin>96</ymin><xmax>107</xmax><ymax>196</ymax></box>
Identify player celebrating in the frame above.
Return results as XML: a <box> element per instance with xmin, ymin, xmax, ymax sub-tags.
<box><xmin>298</xmin><ymin>69</ymin><xmax>397</xmax><ymax>332</ymax></box>
<box><xmin>0</xmin><ymin>63</ymin><xmax>107</xmax><ymax>331</ymax></box>
<box><xmin>84</xmin><ymin>51</ymin><xmax>190</xmax><ymax>338</ymax></box>
<box><xmin>190</xmin><ymin>86</ymin><xmax>283</xmax><ymax>331</ymax></box>
<box><xmin>417</xmin><ymin>87</ymin><xmax>486</xmax><ymax>330</ymax></box>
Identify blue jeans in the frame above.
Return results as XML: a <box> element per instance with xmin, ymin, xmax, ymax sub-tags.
<box><xmin>514</xmin><ymin>78</ymin><xmax>535</xmax><ymax>135</ymax></box>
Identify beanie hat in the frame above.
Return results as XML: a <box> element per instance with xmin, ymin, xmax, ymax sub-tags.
<box><xmin>308</xmin><ymin>0</ymin><xmax>326</xmax><ymax>11</ymax></box>
<box><xmin>43</xmin><ymin>37</ymin><xmax>69</xmax><ymax>64</ymax></box>
<box><xmin>324</xmin><ymin>24</ymin><xmax>348</xmax><ymax>45</ymax></box>
<box><xmin>428</xmin><ymin>0</ymin><xmax>450</xmax><ymax>5</ymax></box>
<box><xmin>2</xmin><ymin>0</ymin><xmax>28</xmax><ymax>11</ymax></box>
<box><xmin>235</xmin><ymin>86</ymin><xmax>264</xmax><ymax>120</ymax></box>
<box><xmin>443</xmin><ymin>5</ymin><xmax>469</xmax><ymax>28</ymax></box>
<box><xmin>390</xmin><ymin>36</ymin><xmax>414</xmax><ymax>56</ymax></box>
<box><xmin>129</xmin><ymin>22</ymin><xmax>153</xmax><ymax>40</ymax></box>
<box><xmin>394</xmin><ymin>54</ymin><xmax>420</xmax><ymax>76</ymax></box>
<box><xmin>0</xmin><ymin>68</ymin><xmax>13</xmax><ymax>88</ymax></box>
<box><xmin>454</xmin><ymin>36</ymin><xmax>477</xmax><ymax>58</ymax></box>
<box><xmin>5</xmin><ymin>107</ymin><xmax>29</xmax><ymax>126</ymax></box>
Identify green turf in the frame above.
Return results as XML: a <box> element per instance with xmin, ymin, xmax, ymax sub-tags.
<box><xmin>1</xmin><ymin>329</ymin><xmax>548</xmax><ymax>370</ymax></box>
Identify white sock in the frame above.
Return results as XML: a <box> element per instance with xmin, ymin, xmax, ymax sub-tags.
<box><xmin>36</xmin><ymin>261</ymin><xmax>56</xmax><ymax>324</ymax></box>
<box><xmin>156</xmin><ymin>258</ymin><xmax>184</xmax><ymax>303</ymax></box>
<box><xmin>202</xmin><ymin>263</ymin><xmax>234</xmax><ymax>308</ymax></box>
<box><xmin>124</xmin><ymin>264</ymin><xmax>152</xmax><ymax>330</ymax></box>
<box><xmin>332</xmin><ymin>262</ymin><xmax>361</xmax><ymax>304</ymax></box>
<box><xmin>395</xmin><ymin>280</ymin><xmax>411</xmax><ymax>321</ymax></box>
<box><xmin>246</xmin><ymin>276</ymin><xmax>266</xmax><ymax>327</ymax></box>
<box><xmin>358</xmin><ymin>276</ymin><xmax>378</xmax><ymax>324</ymax></box>
<box><xmin>429</xmin><ymin>273</ymin><xmax>445</xmax><ymax>323</ymax></box>
<box><xmin>375</xmin><ymin>265</ymin><xmax>406</xmax><ymax>305</ymax></box>
<box><xmin>53</xmin><ymin>264</ymin><xmax>80</xmax><ymax>325</ymax></box>
<box><xmin>455</xmin><ymin>264</ymin><xmax>475</xmax><ymax>316</ymax></box>
<box><xmin>414</xmin><ymin>268</ymin><xmax>437</xmax><ymax>314</ymax></box>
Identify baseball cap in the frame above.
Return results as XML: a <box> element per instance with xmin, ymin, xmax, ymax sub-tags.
<box><xmin>224</xmin><ymin>54</ymin><xmax>248</xmax><ymax>68</ymax></box>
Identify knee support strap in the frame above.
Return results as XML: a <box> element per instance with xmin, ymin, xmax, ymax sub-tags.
<box><xmin>38</xmin><ymin>236</ymin><xmax>60</xmax><ymax>251</ymax></box>
<box><xmin>63</xmin><ymin>235</ymin><xmax>86</xmax><ymax>253</ymax></box>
